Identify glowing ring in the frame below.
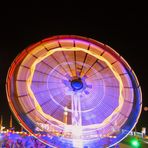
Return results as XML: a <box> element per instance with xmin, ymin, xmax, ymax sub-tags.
<box><xmin>26</xmin><ymin>47</ymin><xmax>124</xmax><ymax>129</ymax></box>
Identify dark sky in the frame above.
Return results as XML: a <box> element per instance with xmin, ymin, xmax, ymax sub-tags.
<box><xmin>0</xmin><ymin>2</ymin><xmax>147</xmax><ymax>131</ymax></box>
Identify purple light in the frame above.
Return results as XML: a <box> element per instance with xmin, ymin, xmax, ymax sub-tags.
<box><xmin>6</xmin><ymin>35</ymin><xmax>142</xmax><ymax>147</ymax></box>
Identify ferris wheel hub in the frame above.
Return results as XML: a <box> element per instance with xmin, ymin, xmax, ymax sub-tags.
<box><xmin>71</xmin><ymin>78</ymin><xmax>83</xmax><ymax>91</ymax></box>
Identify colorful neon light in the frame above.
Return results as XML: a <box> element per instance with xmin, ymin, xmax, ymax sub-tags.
<box><xmin>6</xmin><ymin>35</ymin><xmax>142</xmax><ymax>148</ymax></box>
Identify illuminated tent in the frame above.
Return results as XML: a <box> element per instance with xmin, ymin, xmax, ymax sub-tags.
<box><xmin>6</xmin><ymin>35</ymin><xmax>142</xmax><ymax>147</ymax></box>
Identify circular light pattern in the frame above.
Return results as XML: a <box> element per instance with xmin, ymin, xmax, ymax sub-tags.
<box><xmin>6</xmin><ymin>35</ymin><xmax>142</xmax><ymax>147</ymax></box>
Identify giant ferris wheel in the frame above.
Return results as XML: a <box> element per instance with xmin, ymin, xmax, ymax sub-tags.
<box><xmin>6</xmin><ymin>35</ymin><xmax>142</xmax><ymax>147</ymax></box>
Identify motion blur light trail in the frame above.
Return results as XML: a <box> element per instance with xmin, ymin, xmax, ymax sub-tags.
<box><xmin>6</xmin><ymin>35</ymin><xmax>142</xmax><ymax>147</ymax></box>
<box><xmin>27</xmin><ymin>47</ymin><xmax>124</xmax><ymax>128</ymax></box>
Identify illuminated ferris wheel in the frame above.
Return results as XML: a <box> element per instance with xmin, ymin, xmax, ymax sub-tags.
<box><xmin>6</xmin><ymin>35</ymin><xmax>142</xmax><ymax>147</ymax></box>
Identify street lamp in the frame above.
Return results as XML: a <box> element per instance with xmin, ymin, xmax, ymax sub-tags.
<box><xmin>144</xmin><ymin>106</ymin><xmax>148</xmax><ymax>111</ymax></box>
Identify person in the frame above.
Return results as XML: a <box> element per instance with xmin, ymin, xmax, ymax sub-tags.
<box><xmin>24</xmin><ymin>137</ymin><xmax>34</xmax><ymax>148</ymax></box>
<box><xmin>1</xmin><ymin>140</ymin><xmax>10</xmax><ymax>148</ymax></box>
<box><xmin>1</xmin><ymin>136</ymin><xmax>10</xmax><ymax>148</ymax></box>
<box><xmin>14</xmin><ymin>138</ymin><xmax>24</xmax><ymax>148</ymax></box>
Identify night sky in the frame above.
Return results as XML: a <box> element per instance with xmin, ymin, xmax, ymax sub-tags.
<box><xmin>0</xmin><ymin>2</ymin><xmax>147</xmax><ymax>132</ymax></box>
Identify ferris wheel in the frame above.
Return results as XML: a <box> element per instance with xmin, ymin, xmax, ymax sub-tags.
<box><xmin>6</xmin><ymin>35</ymin><xmax>142</xmax><ymax>147</ymax></box>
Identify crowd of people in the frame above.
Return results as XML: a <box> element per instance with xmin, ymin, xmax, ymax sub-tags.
<box><xmin>0</xmin><ymin>132</ymin><xmax>74</xmax><ymax>148</ymax></box>
<box><xmin>0</xmin><ymin>132</ymin><xmax>50</xmax><ymax>148</ymax></box>
<box><xmin>0</xmin><ymin>131</ymin><xmax>121</xmax><ymax>147</ymax></box>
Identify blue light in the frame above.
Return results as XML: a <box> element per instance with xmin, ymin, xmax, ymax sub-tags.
<box><xmin>71</xmin><ymin>79</ymin><xmax>83</xmax><ymax>90</ymax></box>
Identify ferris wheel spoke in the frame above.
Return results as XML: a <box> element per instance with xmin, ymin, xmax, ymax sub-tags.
<box><xmin>62</xmin><ymin>51</ymin><xmax>73</xmax><ymax>76</ymax></box>
<box><xmin>79</xmin><ymin>44</ymin><xmax>90</xmax><ymax>77</ymax></box>
<box><xmin>82</xmin><ymin>59</ymin><xmax>98</xmax><ymax>77</ymax></box>
<box><xmin>74</xmin><ymin>51</ymin><xmax>77</xmax><ymax>76</ymax></box>
<box><xmin>51</xmin><ymin>54</ymin><xmax>68</xmax><ymax>74</ymax></box>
